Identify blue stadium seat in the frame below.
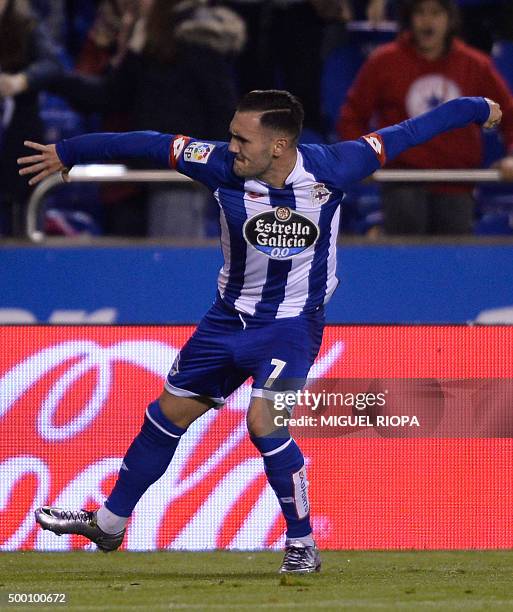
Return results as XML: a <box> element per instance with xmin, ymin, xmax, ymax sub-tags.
<box><xmin>474</xmin><ymin>186</ymin><xmax>513</xmax><ymax>235</ymax></box>
<box><xmin>474</xmin><ymin>40</ymin><xmax>513</xmax><ymax>235</ymax></box>
<box><xmin>492</xmin><ymin>40</ymin><xmax>513</xmax><ymax>92</ymax></box>
<box><xmin>322</xmin><ymin>26</ymin><xmax>395</xmax><ymax>234</ymax></box>
<box><xmin>321</xmin><ymin>42</ymin><xmax>366</xmax><ymax>135</ymax></box>
<box><xmin>321</xmin><ymin>27</ymin><xmax>397</xmax><ymax>134</ymax></box>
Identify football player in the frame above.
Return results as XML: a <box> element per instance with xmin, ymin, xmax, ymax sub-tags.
<box><xmin>19</xmin><ymin>89</ymin><xmax>502</xmax><ymax>573</ymax></box>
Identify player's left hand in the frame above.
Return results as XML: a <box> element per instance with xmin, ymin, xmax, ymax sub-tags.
<box><xmin>483</xmin><ymin>98</ymin><xmax>502</xmax><ymax>129</ymax></box>
<box><xmin>17</xmin><ymin>141</ymin><xmax>66</xmax><ymax>186</ymax></box>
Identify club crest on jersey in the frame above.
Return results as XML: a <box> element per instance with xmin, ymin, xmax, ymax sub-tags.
<box><xmin>243</xmin><ymin>207</ymin><xmax>319</xmax><ymax>260</ymax></box>
<box><xmin>184</xmin><ymin>141</ymin><xmax>215</xmax><ymax>164</ymax></box>
<box><xmin>310</xmin><ymin>183</ymin><xmax>331</xmax><ymax>206</ymax></box>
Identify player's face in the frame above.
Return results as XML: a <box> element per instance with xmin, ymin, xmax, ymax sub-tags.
<box><xmin>229</xmin><ymin>112</ymin><xmax>278</xmax><ymax>179</ymax></box>
<box><xmin>411</xmin><ymin>1</ymin><xmax>450</xmax><ymax>58</ymax></box>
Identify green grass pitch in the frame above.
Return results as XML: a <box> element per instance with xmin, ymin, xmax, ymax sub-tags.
<box><xmin>2</xmin><ymin>551</ymin><xmax>513</xmax><ymax>611</ymax></box>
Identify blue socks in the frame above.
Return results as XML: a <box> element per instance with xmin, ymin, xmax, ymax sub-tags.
<box><xmin>104</xmin><ymin>400</ymin><xmax>313</xmax><ymax>545</ymax></box>
<box><xmin>105</xmin><ymin>400</ymin><xmax>186</xmax><ymax>517</ymax></box>
<box><xmin>251</xmin><ymin>435</ymin><xmax>313</xmax><ymax>539</ymax></box>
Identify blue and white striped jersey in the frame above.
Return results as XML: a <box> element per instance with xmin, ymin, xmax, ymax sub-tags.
<box><xmin>170</xmin><ymin>136</ymin><xmax>384</xmax><ymax>319</ymax></box>
<box><xmin>55</xmin><ymin>96</ymin><xmax>490</xmax><ymax>320</ymax></box>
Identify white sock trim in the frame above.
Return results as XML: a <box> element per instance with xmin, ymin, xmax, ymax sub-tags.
<box><xmin>261</xmin><ymin>437</ymin><xmax>293</xmax><ymax>457</ymax></box>
<box><xmin>145</xmin><ymin>407</ymin><xmax>182</xmax><ymax>438</ymax></box>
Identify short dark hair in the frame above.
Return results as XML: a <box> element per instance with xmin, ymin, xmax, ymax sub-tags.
<box><xmin>237</xmin><ymin>90</ymin><xmax>304</xmax><ymax>141</ymax></box>
<box><xmin>400</xmin><ymin>0</ymin><xmax>460</xmax><ymax>41</ymax></box>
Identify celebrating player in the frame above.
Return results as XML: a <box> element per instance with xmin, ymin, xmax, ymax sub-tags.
<box><xmin>18</xmin><ymin>90</ymin><xmax>502</xmax><ymax>573</ymax></box>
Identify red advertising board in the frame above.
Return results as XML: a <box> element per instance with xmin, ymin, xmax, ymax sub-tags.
<box><xmin>1</xmin><ymin>325</ymin><xmax>513</xmax><ymax>551</ymax></box>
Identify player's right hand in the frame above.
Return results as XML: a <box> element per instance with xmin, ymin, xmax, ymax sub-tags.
<box><xmin>483</xmin><ymin>98</ymin><xmax>502</xmax><ymax>129</ymax></box>
<box><xmin>17</xmin><ymin>141</ymin><xmax>66</xmax><ymax>186</ymax></box>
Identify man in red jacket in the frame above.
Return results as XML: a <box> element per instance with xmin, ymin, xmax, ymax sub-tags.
<box><xmin>338</xmin><ymin>0</ymin><xmax>513</xmax><ymax>235</ymax></box>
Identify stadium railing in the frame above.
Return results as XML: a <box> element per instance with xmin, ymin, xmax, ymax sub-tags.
<box><xmin>25</xmin><ymin>166</ymin><xmax>504</xmax><ymax>242</ymax></box>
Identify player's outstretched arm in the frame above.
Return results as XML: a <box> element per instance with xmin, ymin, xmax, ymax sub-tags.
<box><xmin>18</xmin><ymin>141</ymin><xmax>66</xmax><ymax>186</ymax></box>
<box><xmin>378</xmin><ymin>97</ymin><xmax>500</xmax><ymax>162</ymax></box>
<box><xmin>17</xmin><ymin>131</ymin><xmax>174</xmax><ymax>186</ymax></box>
<box><xmin>331</xmin><ymin>97</ymin><xmax>502</xmax><ymax>187</ymax></box>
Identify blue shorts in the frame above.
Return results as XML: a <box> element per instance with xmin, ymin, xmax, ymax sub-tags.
<box><xmin>165</xmin><ymin>295</ymin><xmax>325</xmax><ymax>406</ymax></box>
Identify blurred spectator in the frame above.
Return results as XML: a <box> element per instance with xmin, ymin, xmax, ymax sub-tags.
<box><xmin>225</xmin><ymin>0</ymin><xmax>389</xmax><ymax>137</ymax></box>
<box><xmin>48</xmin><ymin>0</ymin><xmax>244</xmax><ymax>237</ymax></box>
<box><xmin>366</xmin><ymin>0</ymin><xmax>389</xmax><ymax>25</ymax></box>
<box><xmin>0</xmin><ymin>0</ymin><xmax>61</xmax><ymax>236</ymax></box>
<box><xmin>359</xmin><ymin>0</ymin><xmax>513</xmax><ymax>51</ymax></box>
<box><xmin>223</xmin><ymin>0</ymin><xmax>384</xmax><ymax>138</ymax></box>
<box><xmin>338</xmin><ymin>0</ymin><xmax>513</xmax><ymax>235</ymax></box>
<box><xmin>341</xmin><ymin>0</ymin><xmax>392</xmax><ymax>24</ymax></box>
<box><xmin>29</xmin><ymin>0</ymin><xmax>66</xmax><ymax>48</ymax></box>
<box><xmin>31</xmin><ymin>0</ymin><xmax>100</xmax><ymax>60</ymax></box>
<box><xmin>73</xmin><ymin>0</ymin><xmax>144</xmax><ymax>237</ymax></box>
<box><xmin>225</xmin><ymin>0</ymin><xmax>336</xmax><ymax>137</ymax></box>
<box><xmin>76</xmin><ymin>0</ymin><xmax>139</xmax><ymax>75</ymax></box>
